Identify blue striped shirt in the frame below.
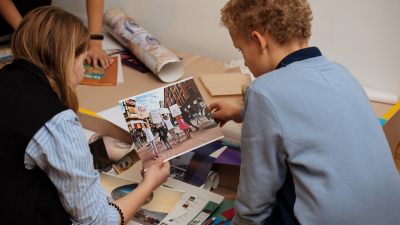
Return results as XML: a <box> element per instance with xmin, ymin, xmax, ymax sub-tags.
<box><xmin>24</xmin><ymin>109</ymin><xmax>119</xmax><ymax>225</ymax></box>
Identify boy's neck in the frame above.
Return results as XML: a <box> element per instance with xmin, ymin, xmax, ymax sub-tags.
<box><xmin>271</xmin><ymin>42</ymin><xmax>309</xmax><ymax>70</ymax></box>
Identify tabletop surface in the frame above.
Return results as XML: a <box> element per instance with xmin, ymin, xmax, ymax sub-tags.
<box><xmin>76</xmin><ymin>49</ymin><xmax>245</xmax><ymax>114</ymax></box>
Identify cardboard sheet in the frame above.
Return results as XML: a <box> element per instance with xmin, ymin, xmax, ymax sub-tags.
<box><xmin>200</xmin><ymin>73</ymin><xmax>251</xmax><ymax>96</ymax></box>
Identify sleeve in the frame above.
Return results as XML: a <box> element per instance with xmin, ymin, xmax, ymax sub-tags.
<box><xmin>232</xmin><ymin>87</ymin><xmax>288</xmax><ymax>225</ymax></box>
<box><xmin>25</xmin><ymin>110</ymin><xmax>119</xmax><ymax>225</ymax></box>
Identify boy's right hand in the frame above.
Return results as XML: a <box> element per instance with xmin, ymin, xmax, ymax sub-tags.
<box><xmin>142</xmin><ymin>158</ymin><xmax>170</xmax><ymax>190</ymax></box>
<box><xmin>209</xmin><ymin>101</ymin><xmax>243</xmax><ymax>127</ymax></box>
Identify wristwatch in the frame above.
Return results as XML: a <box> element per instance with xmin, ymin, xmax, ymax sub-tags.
<box><xmin>90</xmin><ymin>34</ymin><xmax>104</xmax><ymax>40</ymax></box>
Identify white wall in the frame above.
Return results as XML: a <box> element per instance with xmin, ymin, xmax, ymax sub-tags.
<box><xmin>53</xmin><ymin>0</ymin><xmax>400</xmax><ymax>95</ymax></box>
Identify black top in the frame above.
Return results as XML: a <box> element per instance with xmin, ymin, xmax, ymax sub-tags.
<box><xmin>155</xmin><ymin>127</ymin><xmax>169</xmax><ymax>137</ymax></box>
<box><xmin>0</xmin><ymin>59</ymin><xmax>71</xmax><ymax>225</ymax></box>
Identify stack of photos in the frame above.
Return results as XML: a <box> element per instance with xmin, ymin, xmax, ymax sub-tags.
<box><xmin>119</xmin><ymin>78</ymin><xmax>224</xmax><ymax>169</ymax></box>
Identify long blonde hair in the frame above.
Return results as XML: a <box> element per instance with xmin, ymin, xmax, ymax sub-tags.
<box><xmin>11</xmin><ymin>6</ymin><xmax>90</xmax><ymax>113</ymax></box>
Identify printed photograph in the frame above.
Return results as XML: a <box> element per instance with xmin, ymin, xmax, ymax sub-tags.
<box><xmin>119</xmin><ymin>78</ymin><xmax>224</xmax><ymax>169</ymax></box>
<box><xmin>84</xmin><ymin>129</ymin><xmax>140</xmax><ymax>175</ymax></box>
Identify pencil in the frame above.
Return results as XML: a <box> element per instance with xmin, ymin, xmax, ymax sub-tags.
<box><xmin>203</xmin><ymin>217</ymin><xmax>216</xmax><ymax>225</ymax></box>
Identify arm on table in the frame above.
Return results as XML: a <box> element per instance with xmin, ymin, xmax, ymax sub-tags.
<box><xmin>86</xmin><ymin>0</ymin><xmax>112</xmax><ymax>69</ymax></box>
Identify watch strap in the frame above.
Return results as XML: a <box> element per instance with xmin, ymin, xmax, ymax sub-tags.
<box><xmin>90</xmin><ymin>34</ymin><xmax>104</xmax><ymax>40</ymax></box>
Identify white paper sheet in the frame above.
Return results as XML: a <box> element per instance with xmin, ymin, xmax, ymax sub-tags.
<box><xmin>102</xmin><ymin>32</ymin><xmax>124</xmax><ymax>50</ymax></box>
<box><xmin>97</xmin><ymin>106</ymin><xmax>129</xmax><ymax>132</ymax></box>
<box><xmin>117</xmin><ymin>54</ymin><xmax>124</xmax><ymax>83</ymax></box>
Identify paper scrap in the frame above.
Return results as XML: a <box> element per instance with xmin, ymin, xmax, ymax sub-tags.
<box><xmin>203</xmin><ymin>171</ymin><xmax>219</xmax><ymax>191</ymax></box>
<box><xmin>221</xmin><ymin>208</ymin><xmax>235</xmax><ymax>220</ymax></box>
<box><xmin>225</xmin><ymin>59</ymin><xmax>255</xmax><ymax>81</ymax></box>
<box><xmin>214</xmin><ymin>149</ymin><xmax>241</xmax><ymax>166</ymax></box>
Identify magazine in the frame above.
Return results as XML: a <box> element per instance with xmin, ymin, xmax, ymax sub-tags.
<box><xmin>80</xmin><ymin>55</ymin><xmax>119</xmax><ymax>86</ymax></box>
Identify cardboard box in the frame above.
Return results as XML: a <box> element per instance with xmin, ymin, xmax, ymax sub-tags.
<box><xmin>371</xmin><ymin>101</ymin><xmax>400</xmax><ymax>157</ymax></box>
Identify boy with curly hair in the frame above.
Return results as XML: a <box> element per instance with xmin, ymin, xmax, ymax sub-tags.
<box><xmin>210</xmin><ymin>0</ymin><xmax>400</xmax><ymax>224</ymax></box>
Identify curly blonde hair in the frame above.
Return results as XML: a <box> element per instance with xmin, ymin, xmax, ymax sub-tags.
<box><xmin>221</xmin><ymin>0</ymin><xmax>313</xmax><ymax>46</ymax></box>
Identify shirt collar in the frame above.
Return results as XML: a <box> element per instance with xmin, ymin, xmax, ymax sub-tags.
<box><xmin>276</xmin><ymin>47</ymin><xmax>322</xmax><ymax>70</ymax></box>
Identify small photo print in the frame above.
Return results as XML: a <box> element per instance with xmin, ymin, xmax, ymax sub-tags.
<box><xmin>119</xmin><ymin>77</ymin><xmax>224</xmax><ymax>169</ymax></box>
<box><xmin>85</xmin><ymin>129</ymin><xmax>140</xmax><ymax>175</ymax></box>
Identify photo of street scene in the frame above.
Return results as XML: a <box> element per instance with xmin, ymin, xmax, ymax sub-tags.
<box><xmin>119</xmin><ymin>78</ymin><xmax>224</xmax><ymax>169</ymax></box>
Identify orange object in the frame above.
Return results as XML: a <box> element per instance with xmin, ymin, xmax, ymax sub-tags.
<box><xmin>80</xmin><ymin>55</ymin><xmax>119</xmax><ymax>86</ymax></box>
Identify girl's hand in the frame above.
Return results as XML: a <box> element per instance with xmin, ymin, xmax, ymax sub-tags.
<box><xmin>209</xmin><ymin>101</ymin><xmax>243</xmax><ymax>127</ymax></box>
<box><xmin>86</xmin><ymin>40</ymin><xmax>112</xmax><ymax>69</ymax></box>
<box><xmin>142</xmin><ymin>158</ymin><xmax>170</xmax><ymax>190</ymax></box>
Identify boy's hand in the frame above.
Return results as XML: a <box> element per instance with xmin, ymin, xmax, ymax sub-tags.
<box><xmin>209</xmin><ymin>101</ymin><xmax>243</xmax><ymax>127</ymax></box>
<box><xmin>141</xmin><ymin>158</ymin><xmax>170</xmax><ymax>190</ymax></box>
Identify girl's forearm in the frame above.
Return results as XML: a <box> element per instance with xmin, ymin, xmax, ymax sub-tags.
<box><xmin>112</xmin><ymin>182</ymin><xmax>154</xmax><ymax>225</ymax></box>
<box><xmin>0</xmin><ymin>0</ymin><xmax>22</xmax><ymax>30</ymax></box>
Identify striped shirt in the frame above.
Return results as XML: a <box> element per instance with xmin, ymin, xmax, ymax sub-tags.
<box><xmin>24</xmin><ymin>109</ymin><xmax>119</xmax><ymax>225</ymax></box>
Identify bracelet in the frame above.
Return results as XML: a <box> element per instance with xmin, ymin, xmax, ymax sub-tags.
<box><xmin>108</xmin><ymin>201</ymin><xmax>125</xmax><ymax>225</ymax></box>
<box><xmin>90</xmin><ymin>34</ymin><xmax>104</xmax><ymax>40</ymax></box>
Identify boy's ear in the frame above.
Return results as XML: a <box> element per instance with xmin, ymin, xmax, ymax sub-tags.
<box><xmin>251</xmin><ymin>31</ymin><xmax>267</xmax><ymax>53</ymax></box>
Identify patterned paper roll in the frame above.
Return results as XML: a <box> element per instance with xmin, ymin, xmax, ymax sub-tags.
<box><xmin>104</xmin><ymin>8</ymin><xmax>184</xmax><ymax>82</ymax></box>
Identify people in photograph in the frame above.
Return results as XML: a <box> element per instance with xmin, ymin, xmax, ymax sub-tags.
<box><xmin>181</xmin><ymin>106</ymin><xmax>199</xmax><ymax>131</ymax></box>
<box><xmin>0</xmin><ymin>0</ymin><xmax>113</xmax><ymax>69</ymax></box>
<box><xmin>209</xmin><ymin>0</ymin><xmax>400</xmax><ymax>224</ymax></box>
<box><xmin>175</xmin><ymin>115</ymin><xmax>191</xmax><ymax>140</ymax></box>
<box><xmin>189</xmin><ymin>105</ymin><xmax>203</xmax><ymax>125</ymax></box>
<box><xmin>89</xmin><ymin>133</ymin><xmax>133</xmax><ymax>163</ymax></box>
<box><xmin>0</xmin><ymin>6</ymin><xmax>170</xmax><ymax>224</ymax></box>
<box><xmin>140</xmin><ymin>130</ymin><xmax>146</xmax><ymax>143</ymax></box>
<box><xmin>132</xmin><ymin>129</ymin><xmax>143</xmax><ymax>149</ymax></box>
<box><xmin>163</xmin><ymin>115</ymin><xmax>181</xmax><ymax>144</ymax></box>
<box><xmin>199</xmin><ymin>100</ymin><xmax>206</xmax><ymax>116</ymax></box>
<box><xmin>156</xmin><ymin>125</ymin><xmax>172</xmax><ymax>150</ymax></box>
<box><xmin>196</xmin><ymin>103</ymin><xmax>203</xmax><ymax>116</ymax></box>
<box><xmin>204</xmin><ymin>106</ymin><xmax>212</xmax><ymax>123</ymax></box>
<box><xmin>143</xmin><ymin>123</ymin><xmax>160</xmax><ymax>160</ymax></box>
